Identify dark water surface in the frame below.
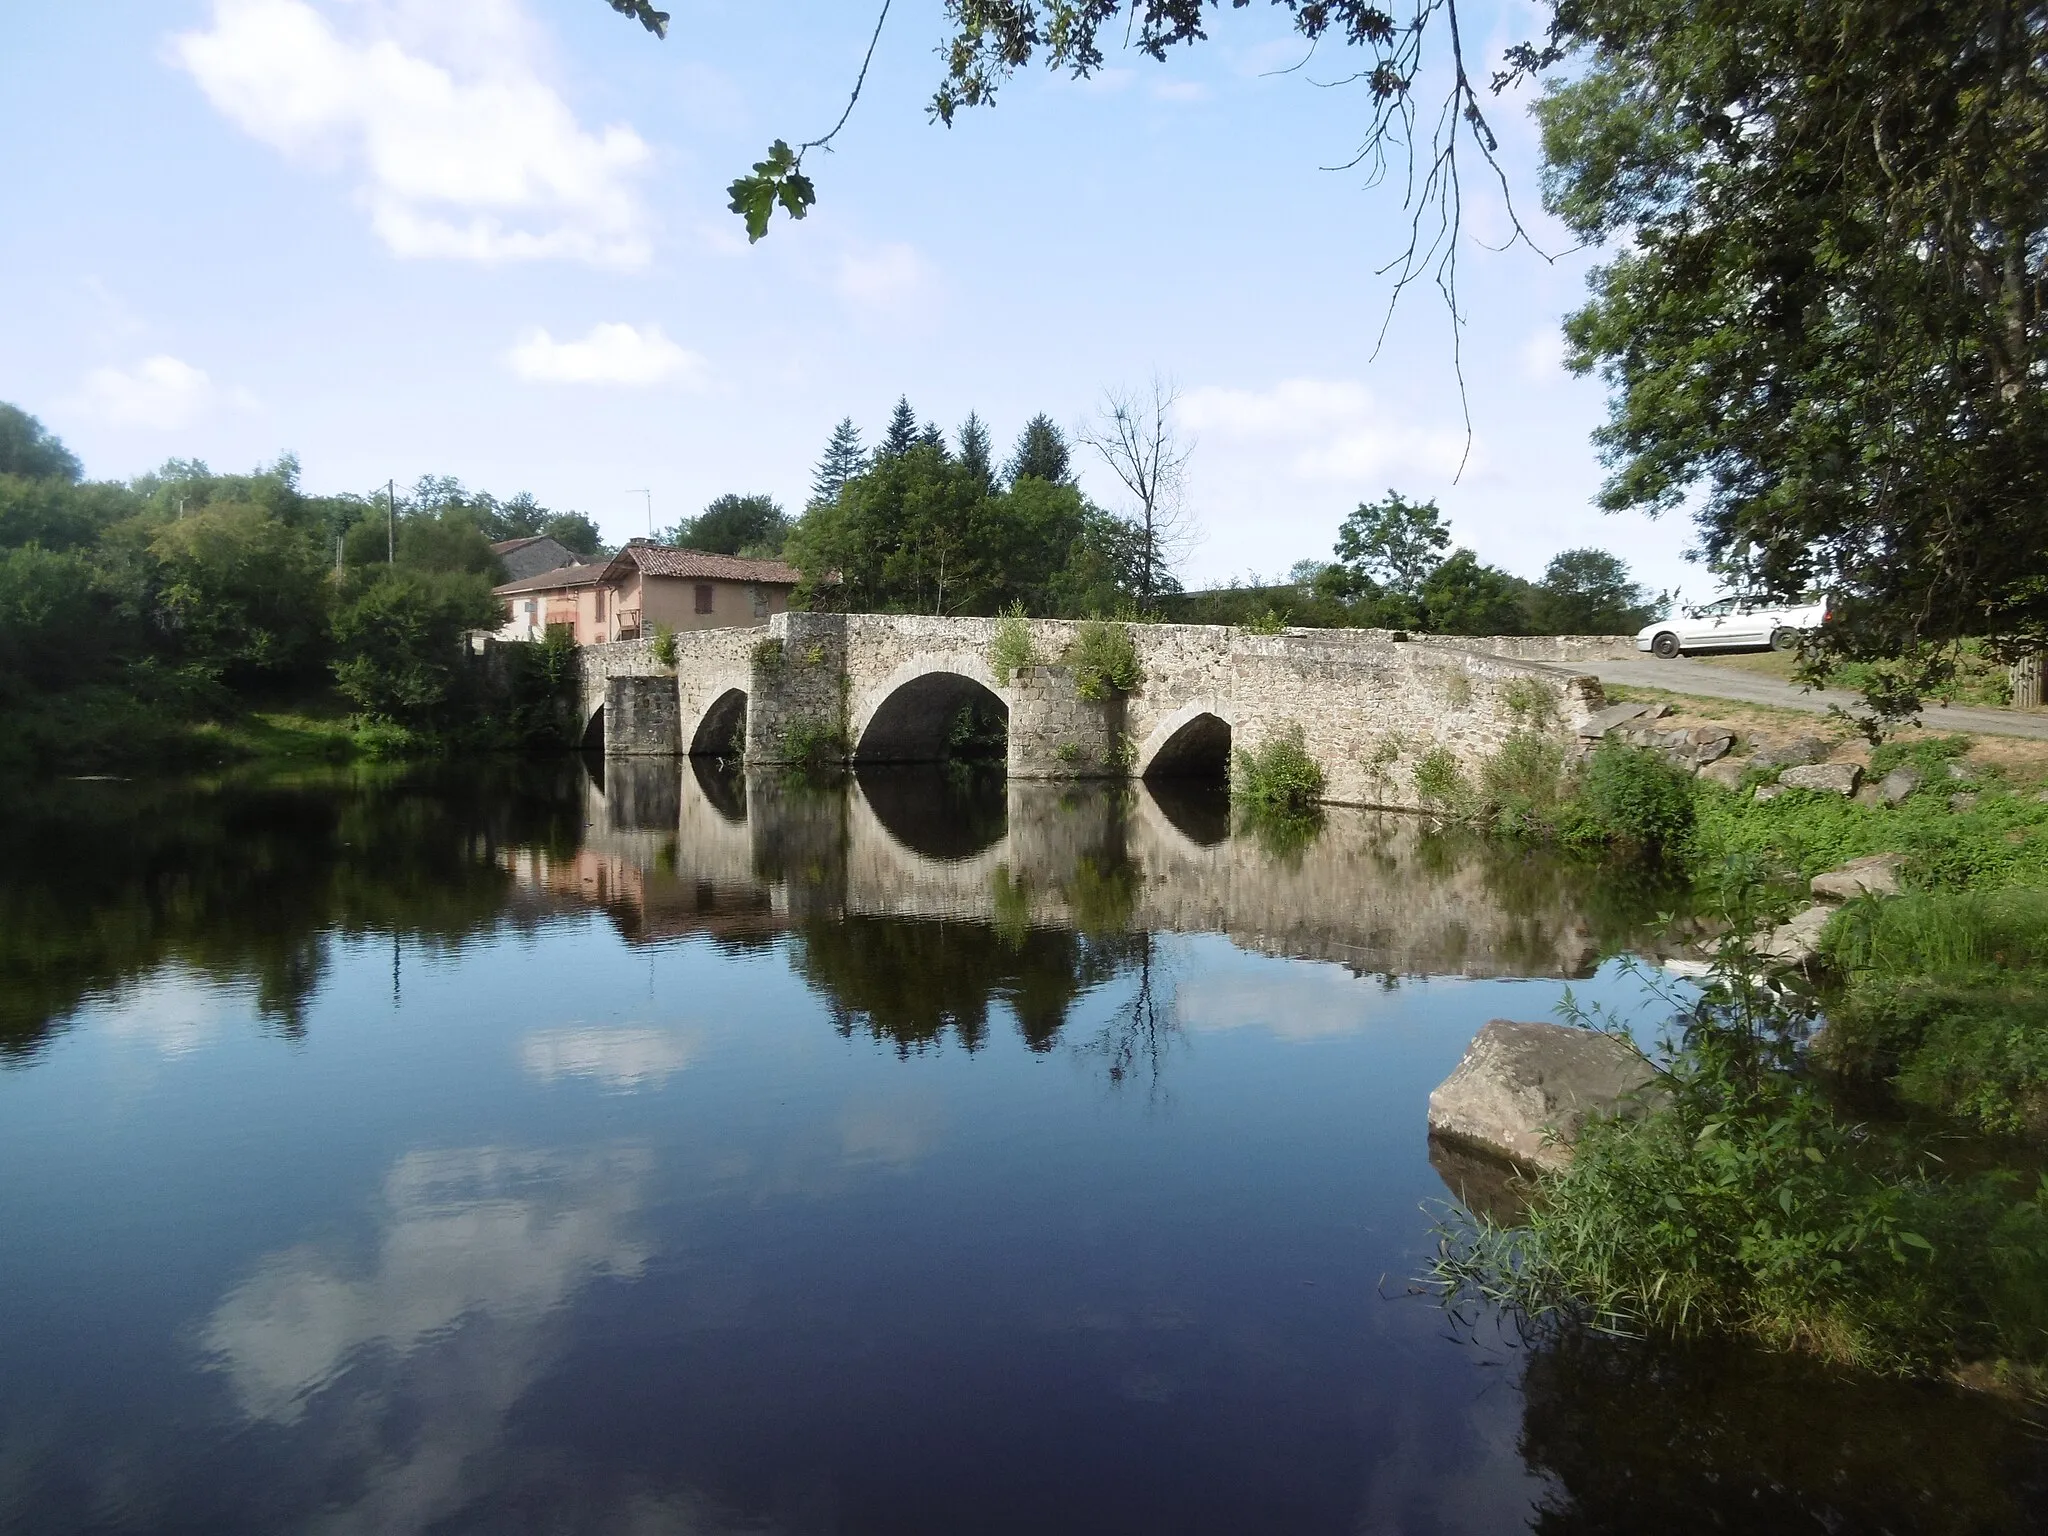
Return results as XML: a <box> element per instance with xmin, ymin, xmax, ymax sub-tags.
<box><xmin>2</xmin><ymin>762</ymin><xmax>2044</xmax><ymax>1534</ymax></box>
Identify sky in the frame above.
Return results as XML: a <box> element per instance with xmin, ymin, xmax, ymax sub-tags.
<box><xmin>0</xmin><ymin>0</ymin><xmax>1702</xmax><ymax>598</ymax></box>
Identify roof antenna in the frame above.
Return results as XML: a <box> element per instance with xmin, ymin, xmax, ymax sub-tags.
<box><xmin>627</xmin><ymin>489</ymin><xmax>652</xmax><ymax>541</ymax></box>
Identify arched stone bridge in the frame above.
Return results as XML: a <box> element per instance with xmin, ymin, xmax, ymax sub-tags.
<box><xmin>575</xmin><ymin>613</ymin><xmax>1614</xmax><ymax>811</ymax></box>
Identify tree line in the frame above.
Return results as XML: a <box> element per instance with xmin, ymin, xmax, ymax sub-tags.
<box><xmin>0</xmin><ymin>403</ymin><xmax>601</xmax><ymax>772</ymax></box>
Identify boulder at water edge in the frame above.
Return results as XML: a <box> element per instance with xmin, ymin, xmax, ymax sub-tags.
<box><xmin>1811</xmin><ymin>852</ymin><xmax>1905</xmax><ymax>902</ymax></box>
<box><xmin>1427</xmin><ymin>1020</ymin><xmax>1661</xmax><ymax>1172</ymax></box>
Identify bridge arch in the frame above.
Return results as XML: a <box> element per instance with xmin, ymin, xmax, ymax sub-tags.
<box><xmin>1136</xmin><ymin>700</ymin><xmax>1234</xmax><ymax>781</ymax></box>
<box><xmin>851</xmin><ymin>656</ymin><xmax>1009</xmax><ymax>764</ymax></box>
<box><xmin>690</xmin><ymin>687</ymin><xmax>747</xmax><ymax>757</ymax></box>
<box><xmin>579</xmin><ymin>702</ymin><xmax>605</xmax><ymax>754</ymax></box>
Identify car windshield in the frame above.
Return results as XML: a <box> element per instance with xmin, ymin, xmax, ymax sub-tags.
<box><xmin>1698</xmin><ymin>598</ymin><xmax>1736</xmax><ymax>616</ymax></box>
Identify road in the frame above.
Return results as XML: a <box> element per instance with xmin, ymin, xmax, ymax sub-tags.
<box><xmin>1532</xmin><ymin>655</ymin><xmax>2048</xmax><ymax>742</ymax></box>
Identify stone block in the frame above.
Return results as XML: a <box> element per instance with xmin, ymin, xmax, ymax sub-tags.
<box><xmin>1878</xmin><ymin>765</ymin><xmax>1922</xmax><ymax>805</ymax></box>
<box><xmin>1947</xmin><ymin>759</ymin><xmax>1978</xmax><ymax>782</ymax></box>
<box><xmin>1581</xmin><ymin>701</ymin><xmax>1652</xmax><ymax>739</ymax></box>
<box><xmin>1700</xmin><ymin>758</ymin><xmax>1747</xmax><ymax>789</ymax></box>
<box><xmin>1426</xmin><ymin>1020</ymin><xmax>1661</xmax><ymax>1172</ymax></box>
<box><xmin>1693</xmin><ymin>731</ymin><xmax>1734</xmax><ymax>764</ymax></box>
<box><xmin>1779</xmin><ymin>762</ymin><xmax>1860</xmax><ymax>795</ymax></box>
<box><xmin>1753</xmin><ymin>735</ymin><xmax>1831</xmax><ymax>769</ymax></box>
<box><xmin>1754</xmin><ymin>783</ymin><xmax>1786</xmax><ymax>802</ymax></box>
<box><xmin>1951</xmin><ymin>791</ymin><xmax>1981</xmax><ymax>812</ymax></box>
<box><xmin>1811</xmin><ymin>852</ymin><xmax>1905</xmax><ymax>902</ymax></box>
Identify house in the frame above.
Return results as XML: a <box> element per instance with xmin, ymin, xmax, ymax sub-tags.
<box><xmin>492</xmin><ymin>539</ymin><xmax>803</xmax><ymax>644</ymax></box>
<box><xmin>493</xmin><ymin>562</ymin><xmax>616</xmax><ymax>644</ymax></box>
<box><xmin>491</xmin><ymin>535</ymin><xmax>584</xmax><ymax>583</ymax></box>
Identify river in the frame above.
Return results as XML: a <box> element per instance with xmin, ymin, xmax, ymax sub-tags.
<box><xmin>1</xmin><ymin>760</ymin><xmax>2043</xmax><ymax>1533</ymax></box>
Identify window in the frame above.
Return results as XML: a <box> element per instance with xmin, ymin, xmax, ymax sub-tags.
<box><xmin>695</xmin><ymin>583</ymin><xmax>715</xmax><ymax>615</ymax></box>
<box><xmin>751</xmin><ymin>584</ymin><xmax>769</xmax><ymax>619</ymax></box>
<box><xmin>595</xmin><ymin>588</ymin><xmax>606</xmax><ymax>622</ymax></box>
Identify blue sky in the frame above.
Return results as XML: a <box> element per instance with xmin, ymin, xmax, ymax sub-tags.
<box><xmin>0</xmin><ymin>0</ymin><xmax>1699</xmax><ymax>597</ymax></box>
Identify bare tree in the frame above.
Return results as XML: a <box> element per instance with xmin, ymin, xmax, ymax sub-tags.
<box><xmin>1078</xmin><ymin>378</ymin><xmax>1197</xmax><ymax>608</ymax></box>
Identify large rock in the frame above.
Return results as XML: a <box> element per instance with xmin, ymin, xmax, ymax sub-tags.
<box><xmin>1878</xmin><ymin>765</ymin><xmax>1922</xmax><ymax>805</ymax></box>
<box><xmin>1700</xmin><ymin>758</ymin><xmax>1747</xmax><ymax>790</ymax></box>
<box><xmin>1779</xmin><ymin>762</ymin><xmax>1861</xmax><ymax>795</ymax></box>
<box><xmin>1427</xmin><ymin>1020</ymin><xmax>1661</xmax><ymax>1172</ymax></box>
<box><xmin>1811</xmin><ymin>852</ymin><xmax>1905</xmax><ymax>901</ymax></box>
<box><xmin>1757</xmin><ymin>904</ymin><xmax>1835</xmax><ymax>968</ymax></box>
<box><xmin>1752</xmin><ymin>735</ymin><xmax>1831</xmax><ymax>769</ymax></box>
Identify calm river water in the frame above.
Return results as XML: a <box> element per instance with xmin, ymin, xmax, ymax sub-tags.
<box><xmin>2</xmin><ymin>761</ymin><xmax>2045</xmax><ymax>1534</ymax></box>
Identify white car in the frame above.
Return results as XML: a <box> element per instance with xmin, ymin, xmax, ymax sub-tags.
<box><xmin>1635</xmin><ymin>594</ymin><xmax>1830</xmax><ymax>658</ymax></box>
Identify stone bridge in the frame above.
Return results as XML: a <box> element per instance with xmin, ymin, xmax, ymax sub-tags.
<box><xmin>575</xmin><ymin>613</ymin><xmax>1615</xmax><ymax>810</ymax></box>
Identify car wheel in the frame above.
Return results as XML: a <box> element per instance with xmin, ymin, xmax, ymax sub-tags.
<box><xmin>1770</xmin><ymin>627</ymin><xmax>1800</xmax><ymax>651</ymax></box>
<box><xmin>1651</xmin><ymin>631</ymin><xmax>1680</xmax><ymax>658</ymax></box>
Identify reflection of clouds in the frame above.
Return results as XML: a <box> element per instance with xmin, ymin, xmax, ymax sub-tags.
<box><xmin>838</xmin><ymin>1098</ymin><xmax>942</xmax><ymax>1169</ymax></box>
<box><xmin>521</xmin><ymin>1025</ymin><xmax>695</xmax><ymax>1089</ymax></box>
<box><xmin>203</xmin><ymin>1144</ymin><xmax>651</xmax><ymax>1425</ymax></box>
<box><xmin>92</xmin><ymin>967</ymin><xmax>257</xmax><ymax>1057</ymax></box>
<box><xmin>1174</xmin><ymin>962</ymin><xmax>1371</xmax><ymax>1041</ymax></box>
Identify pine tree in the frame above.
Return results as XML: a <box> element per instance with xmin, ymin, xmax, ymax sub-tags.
<box><xmin>811</xmin><ymin>417</ymin><xmax>866</xmax><ymax>504</ymax></box>
<box><xmin>878</xmin><ymin>396</ymin><xmax>918</xmax><ymax>458</ymax></box>
<box><xmin>1005</xmin><ymin>413</ymin><xmax>1070</xmax><ymax>485</ymax></box>
<box><xmin>957</xmin><ymin>412</ymin><xmax>994</xmax><ymax>493</ymax></box>
<box><xmin>916</xmin><ymin>420</ymin><xmax>947</xmax><ymax>455</ymax></box>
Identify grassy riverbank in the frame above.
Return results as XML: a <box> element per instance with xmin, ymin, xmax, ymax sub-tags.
<box><xmin>1428</xmin><ymin>725</ymin><xmax>2048</xmax><ymax>1390</ymax></box>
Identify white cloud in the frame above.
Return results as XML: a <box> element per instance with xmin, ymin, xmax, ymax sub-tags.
<box><xmin>519</xmin><ymin>1024</ymin><xmax>696</xmax><ymax>1087</ymax></box>
<box><xmin>832</xmin><ymin>241</ymin><xmax>937</xmax><ymax>315</ymax></box>
<box><xmin>171</xmin><ymin>0</ymin><xmax>652</xmax><ymax>266</ymax></box>
<box><xmin>1179</xmin><ymin>378</ymin><xmax>1474</xmax><ymax>483</ymax></box>
<box><xmin>505</xmin><ymin>323</ymin><xmax>705</xmax><ymax>387</ymax></box>
<box><xmin>1150</xmin><ymin>79</ymin><xmax>1211</xmax><ymax>103</ymax></box>
<box><xmin>79</xmin><ymin>355</ymin><xmax>226</xmax><ymax>430</ymax></box>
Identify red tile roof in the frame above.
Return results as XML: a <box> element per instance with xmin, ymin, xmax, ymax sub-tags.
<box><xmin>493</xmin><ymin>562</ymin><xmax>609</xmax><ymax>596</ymax></box>
<box><xmin>606</xmin><ymin>543</ymin><xmax>804</xmax><ymax>585</ymax></box>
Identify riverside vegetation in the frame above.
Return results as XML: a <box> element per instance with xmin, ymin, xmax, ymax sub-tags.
<box><xmin>1402</xmin><ymin>725</ymin><xmax>2048</xmax><ymax>1390</ymax></box>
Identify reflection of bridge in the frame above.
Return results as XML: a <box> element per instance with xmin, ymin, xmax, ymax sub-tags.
<box><xmin>576</xmin><ymin>614</ymin><xmax>1612</xmax><ymax>811</ymax></box>
<box><xmin>512</xmin><ymin>757</ymin><xmax>1632</xmax><ymax>981</ymax></box>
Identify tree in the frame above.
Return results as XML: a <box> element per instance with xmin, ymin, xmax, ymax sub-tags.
<box><xmin>1531</xmin><ymin>548</ymin><xmax>1655</xmax><ymax>635</ymax></box>
<box><xmin>0</xmin><ymin>404</ymin><xmax>82</xmax><ymax>482</ymax></box>
<box><xmin>957</xmin><ymin>412</ymin><xmax>995</xmax><ymax>495</ymax></box>
<box><xmin>538</xmin><ymin>513</ymin><xmax>604</xmax><ymax>557</ymax></box>
<box><xmin>1333</xmin><ymin>491</ymin><xmax>1449</xmax><ymax>597</ymax></box>
<box><xmin>331</xmin><ymin>568</ymin><xmax>501</xmax><ymax>726</ymax></box>
<box><xmin>1538</xmin><ymin>0</ymin><xmax>2048</xmax><ymax>710</ymax></box>
<box><xmin>1078</xmin><ymin>379</ymin><xmax>1196</xmax><ymax>607</ymax></box>
<box><xmin>878</xmin><ymin>396</ymin><xmax>919</xmax><ymax>459</ymax></box>
<box><xmin>1006</xmin><ymin>413</ymin><xmax>1071</xmax><ymax>486</ymax></box>
<box><xmin>149</xmin><ymin>501</ymin><xmax>331</xmax><ymax>680</ymax></box>
<box><xmin>1420</xmin><ymin>550</ymin><xmax>1529</xmax><ymax>636</ymax></box>
<box><xmin>672</xmin><ymin>493</ymin><xmax>790</xmax><ymax>556</ymax></box>
<box><xmin>811</xmin><ymin>417</ymin><xmax>867</xmax><ymax>504</ymax></box>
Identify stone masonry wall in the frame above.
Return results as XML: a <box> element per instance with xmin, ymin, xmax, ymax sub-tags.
<box><xmin>577</xmin><ymin>613</ymin><xmax>1610</xmax><ymax>810</ymax></box>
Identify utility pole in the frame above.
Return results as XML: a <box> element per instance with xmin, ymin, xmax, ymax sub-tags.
<box><xmin>387</xmin><ymin>478</ymin><xmax>396</xmax><ymax>563</ymax></box>
<box><xmin>627</xmin><ymin>488</ymin><xmax>652</xmax><ymax>540</ymax></box>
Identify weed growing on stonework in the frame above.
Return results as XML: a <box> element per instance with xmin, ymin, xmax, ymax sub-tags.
<box><xmin>990</xmin><ymin>605</ymin><xmax>1037</xmax><ymax>684</ymax></box>
<box><xmin>1232</xmin><ymin>723</ymin><xmax>1325</xmax><ymax>813</ymax></box>
<box><xmin>1064</xmin><ymin>619</ymin><xmax>1144</xmax><ymax>701</ymax></box>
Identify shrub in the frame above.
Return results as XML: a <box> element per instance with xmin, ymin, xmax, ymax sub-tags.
<box><xmin>330</xmin><ymin>568</ymin><xmax>500</xmax><ymax>728</ymax></box>
<box><xmin>351</xmin><ymin>718</ymin><xmax>423</xmax><ymax>759</ymax></box>
<box><xmin>1413</xmin><ymin>745</ymin><xmax>1472</xmax><ymax>814</ymax></box>
<box><xmin>751</xmin><ymin>637</ymin><xmax>785</xmax><ymax>676</ymax></box>
<box><xmin>1577</xmin><ymin>739</ymin><xmax>1695</xmax><ymax>850</ymax></box>
<box><xmin>990</xmin><ymin>606</ymin><xmax>1037</xmax><ymax>684</ymax></box>
<box><xmin>781</xmin><ymin>714</ymin><xmax>848</xmax><ymax>768</ymax></box>
<box><xmin>1501</xmin><ymin>676</ymin><xmax>1559</xmax><ymax>727</ymax></box>
<box><xmin>650</xmin><ymin>623</ymin><xmax>678</xmax><ymax>668</ymax></box>
<box><xmin>1479</xmin><ymin>732</ymin><xmax>1570</xmax><ymax>835</ymax></box>
<box><xmin>1063</xmin><ymin>619</ymin><xmax>1144</xmax><ymax>701</ymax></box>
<box><xmin>1232</xmin><ymin>722</ymin><xmax>1325</xmax><ymax>812</ymax></box>
<box><xmin>1240</xmin><ymin>607</ymin><xmax>1285</xmax><ymax>635</ymax></box>
<box><xmin>1054</xmin><ymin>740</ymin><xmax>1084</xmax><ymax>765</ymax></box>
